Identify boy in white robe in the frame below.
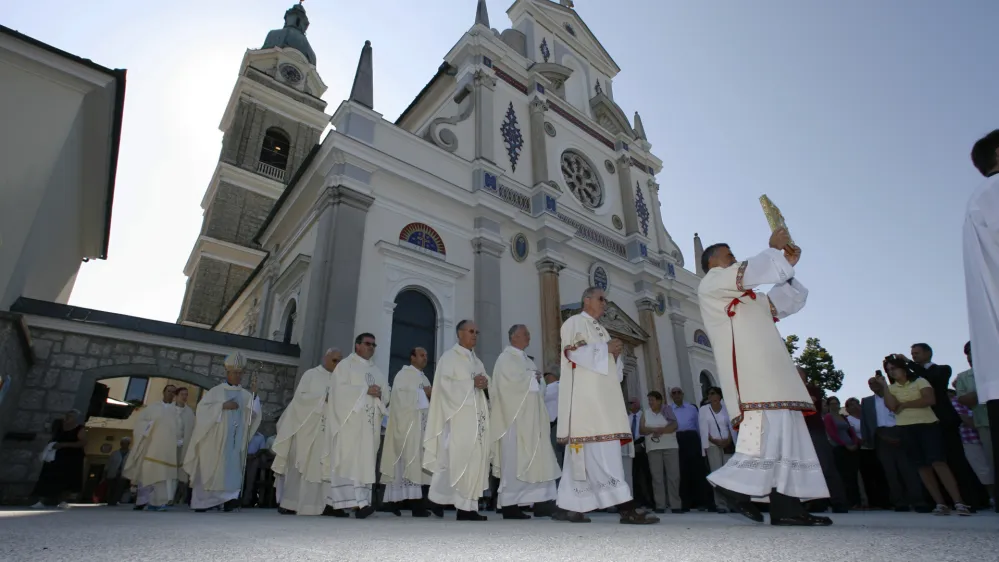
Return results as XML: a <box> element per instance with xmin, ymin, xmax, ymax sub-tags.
<box><xmin>697</xmin><ymin>228</ymin><xmax>831</xmax><ymax>526</ymax></box>
<box><xmin>184</xmin><ymin>351</ymin><xmax>262</xmax><ymax>512</ymax></box>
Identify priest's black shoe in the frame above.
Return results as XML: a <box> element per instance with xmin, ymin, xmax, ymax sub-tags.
<box><xmin>355</xmin><ymin>506</ymin><xmax>376</xmax><ymax>519</ymax></box>
<box><xmin>277</xmin><ymin>507</ymin><xmax>296</xmax><ymax>515</ymax></box>
<box><xmin>456</xmin><ymin>509</ymin><xmax>487</xmax><ymax>521</ymax></box>
<box><xmin>501</xmin><ymin>506</ymin><xmax>531</xmax><ymax>519</ymax></box>
<box><xmin>430</xmin><ymin>504</ymin><xmax>444</xmax><ymax>518</ymax></box>
<box><xmin>771</xmin><ymin>514</ymin><xmax>833</xmax><ymax>526</ymax></box>
<box><xmin>411</xmin><ymin>508</ymin><xmax>431</xmax><ymax>517</ymax></box>
<box><xmin>322</xmin><ymin>506</ymin><xmax>349</xmax><ymax>517</ymax></box>
<box><xmin>223</xmin><ymin>500</ymin><xmax>238</xmax><ymax>512</ymax></box>
<box><xmin>552</xmin><ymin>509</ymin><xmax>590</xmax><ymax>523</ymax></box>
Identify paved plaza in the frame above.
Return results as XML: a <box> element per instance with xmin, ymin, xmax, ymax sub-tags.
<box><xmin>1</xmin><ymin>506</ymin><xmax>996</xmax><ymax>561</ymax></box>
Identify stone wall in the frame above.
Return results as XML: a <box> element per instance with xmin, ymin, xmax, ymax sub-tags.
<box><xmin>0</xmin><ymin>313</ymin><xmax>32</xmax><ymax>465</ymax></box>
<box><xmin>203</xmin><ymin>181</ymin><xmax>275</xmax><ymax>247</ymax></box>
<box><xmin>180</xmin><ymin>257</ymin><xmax>254</xmax><ymax>327</ymax></box>
<box><xmin>0</xmin><ymin>326</ymin><xmax>297</xmax><ymax>504</ymax></box>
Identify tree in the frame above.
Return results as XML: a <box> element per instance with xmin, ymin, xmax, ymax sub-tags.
<box><xmin>784</xmin><ymin>334</ymin><xmax>844</xmax><ymax>393</ymax></box>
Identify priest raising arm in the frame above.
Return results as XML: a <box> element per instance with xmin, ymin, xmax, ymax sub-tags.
<box><xmin>380</xmin><ymin>347</ymin><xmax>435</xmax><ymax>517</ymax></box>
<box><xmin>183</xmin><ymin>351</ymin><xmax>262</xmax><ymax>513</ymax></box>
<box><xmin>696</xmin><ymin>229</ymin><xmax>831</xmax><ymax>526</ymax></box>
<box><xmin>490</xmin><ymin>325</ymin><xmax>561</xmax><ymax>519</ymax></box>
<box><xmin>270</xmin><ymin>347</ymin><xmax>342</xmax><ymax>516</ymax></box>
<box><xmin>424</xmin><ymin>320</ymin><xmax>492</xmax><ymax>521</ymax></box>
<box><xmin>325</xmin><ymin>333</ymin><xmax>389</xmax><ymax>519</ymax></box>
<box><xmin>554</xmin><ymin>287</ymin><xmax>659</xmax><ymax>525</ymax></box>
<box><xmin>123</xmin><ymin>384</ymin><xmax>183</xmax><ymax>511</ymax></box>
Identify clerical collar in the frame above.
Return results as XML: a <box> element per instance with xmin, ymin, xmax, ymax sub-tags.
<box><xmin>352</xmin><ymin>353</ymin><xmax>372</xmax><ymax>366</ymax></box>
<box><xmin>988</xmin><ymin>169</ymin><xmax>999</xmax><ymax>178</ymax></box>
<box><xmin>454</xmin><ymin>344</ymin><xmax>475</xmax><ymax>359</ymax></box>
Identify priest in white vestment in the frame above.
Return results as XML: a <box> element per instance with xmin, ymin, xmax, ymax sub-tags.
<box><xmin>554</xmin><ymin>288</ymin><xmax>659</xmax><ymax>525</ymax></box>
<box><xmin>697</xmin><ymin>228</ymin><xmax>831</xmax><ymax>526</ymax></box>
<box><xmin>184</xmin><ymin>352</ymin><xmax>262</xmax><ymax>512</ymax></box>
<box><xmin>324</xmin><ymin>332</ymin><xmax>388</xmax><ymax>518</ymax></box>
<box><xmin>174</xmin><ymin>387</ymin><xmax>196</xmax><ymax>504</ymax></box>
<box><xmin>124</xmin><ymin>384</ymin><xmax>183</xmax><ymax>511</ymax></box>
<box><xmin>424</xmin><ymin>320</ymin><xmax>491</xmax><ymax>521</ymax></box>
<box><xmin>380</xmin><ymin>347</ymin><xmax>433</xmax><ymax>517</ymax></box>
<box><xmin>966</xmin><ymin>131</ymin><xmax>999</xmax><ymax>484</ymax></box>
<box><xmin>271</xmin><ymin>348</ymin><xmax>342</xmax><ymax>516</ymax></box>
<box><xmin>490</xmin><ymin>325</ymin><xmax>560</xmax><ymax>519</ymax></box>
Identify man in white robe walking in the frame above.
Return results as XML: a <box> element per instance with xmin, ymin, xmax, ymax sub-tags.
<box><xmin>271</xmin><ymin>348</ymin><xmax>342</xmax><ymax>516</ymax></box>
<box><xmin>124</xmin><ymin>385</ymin><xmax>183</xmax><ymax>511</ymax></box>
<box><xmin>184</xmin><ymin>352</ymin><xmax>262</xmax><ymax>512</ymax></box>
<box><xmin>173</xmin><ymin>387</ymin><xmax>196</xmax><ymax>505</ymax></box>
<box><xmin>697</xmin><ymin>228</ymin><xmax>831</xmax><ymax>526</ymax></box>
<box><xmin>424</xmin><ymin>320</ymin><xmax>491</xmax><ymax>521</ymax></box>
<box><xmin>967</xmin><ymin>130</ymin><xmax>999</xmax><ymax>511</ymax></box>
<box><xmin>490</xmin><ymin>325</ymin><xmax>561</xmax><ymax>519</ymax></box>
<box><xmin>324</xmin><ymin>333</ymin><xmax>388</xmax><ymax>518</ymax></box>
<box><xmin>380</xmin><ymin>347</ymin><xmax>433</xmax><ymax>517</ymax></box>
<box><xmin>555</xmin><ymin>288</ymin><xmax>659</xmax><ymax>524</ymax></box>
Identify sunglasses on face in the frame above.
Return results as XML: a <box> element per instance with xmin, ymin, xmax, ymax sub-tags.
<box><xmin>361</xmin><ymin>342</ymin><xmax>377</xmax><ymax>348</ymax></box>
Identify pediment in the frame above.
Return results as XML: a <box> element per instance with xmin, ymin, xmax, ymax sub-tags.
<box><xmin>559</xmin><ymin>301</ymin><xmax>649</xmax><ymax>344</ymax></box>
<box><xmin>590</xmin><ymin>93</ymin><xmax>636</xmax><ymax>139</ymax></box>
<box><xmin>516</xmin><ymin>0</ymin><xmax>621</xmax><ymax>77</ymax></box>
<box><xmin>528</xmin><ymin>62</ymin><xmax>573</xmax><ymax>90</ymax></box>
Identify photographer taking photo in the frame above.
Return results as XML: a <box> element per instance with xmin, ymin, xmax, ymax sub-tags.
<box><xmin>876</xmin><ymin>356</ymin><xmax>971</xmax><ymax>516</ymax></box>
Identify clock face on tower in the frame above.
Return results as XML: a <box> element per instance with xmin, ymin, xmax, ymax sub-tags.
<box><xmin>279</xmin><ymin>63</ymin><xmax>303</xmax><ymax>84</ymax></box>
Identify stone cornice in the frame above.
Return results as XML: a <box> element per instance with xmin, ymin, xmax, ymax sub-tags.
<box><xmin>471</xmin><ymin>237</ymin><xmax>506</xmax><ymax>258</ymax></box>
<box><xmin>535</xmin><ymin>258</ymin><xmax>566</xmax><ymax>274</ymax></box>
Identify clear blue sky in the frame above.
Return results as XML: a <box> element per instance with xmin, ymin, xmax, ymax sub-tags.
<box><xmin>3</xmin><ymin>0</ymin><xmax>995</xmax><ymax>402</ymax></box>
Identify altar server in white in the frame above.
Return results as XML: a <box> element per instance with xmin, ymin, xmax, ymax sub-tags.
<box><xmin>380</xmin><ymin>347</ymin><xmax>433</xmax><ymax>516</ymax></box>
<box><xmin>697</xmin><ymin>228</ymin><xmax>831</xmax><ymax>526</ymax></box>
<box><xmin>490</xmin><ymin>325</ymin><xmax>561</xmax><ymax>519</ymax></box>
<box><xmin>555</xmin><ymin>288</ymin><xmax>659</xmax><ymax>524</ymax></box>
<box><xmin>124</xmin><ymin>385</ymin><xmax>183</xmax><ymax>511</ymax></box>
<box><xmin>184</xmin><ymin>351</ymin><xmax>262</xmax><ymax>512</ymax></box>
<box><xmin>424</xmin><ymin>320</ymin><xmax>491</xmax><ymax>521</ymax></box>
<box><xmin>271</xmin><ymin>348</ymin><xmax>342</xmax><ymax>515</ymax></box>
<box><xmin>325</xmin><ymin>333</ymin><xmax>388</xmax><ymax>518</ymax></box>
<box><xmin>967</xmin><ymin>130</ymin><xmax>999</xmax><ymax>482</ymax></box>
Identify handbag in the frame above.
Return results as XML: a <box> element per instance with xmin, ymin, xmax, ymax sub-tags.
<box><xmin>709</xmin><ymin>409</ymin><xmax>736</xmax><ymax>455</ymax></box>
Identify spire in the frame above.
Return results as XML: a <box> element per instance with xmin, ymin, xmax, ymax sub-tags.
<box><xmin>693</xmin><ymin>233</ymin><xmax>705</xmax><ymax>277</ymax></box>
<box><xmin>261</xmin><ymin>3</ymin><xmax>317</xmax><ymax>65</ymax></box>
<box><xmin>475</xmin><ymin>0</ymin><xmax>490</xmax><ymax>27</ymax></box>
<box><xmin>560</xmin><ymin>0</ymin><xmax>576</xmax><ymax>7</ymax></box>
<box><xmin>634</xmin><ymin>111</ymin><xmax>648</xmax><ymax>141</ymax></box>
<box><xmin>349</xmin><ymin>40</ymin><xmax>374</xmax><ymax>109</ymax></box>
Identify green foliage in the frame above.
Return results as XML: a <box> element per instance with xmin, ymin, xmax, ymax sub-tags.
<box><xmin>784</xmin><ymin>334</ymin><xmax>844</xmax><ymax>393</ymax></box>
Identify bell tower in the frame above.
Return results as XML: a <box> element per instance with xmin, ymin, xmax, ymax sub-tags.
<box><xmin>177</xmin><ymin>2</ymin><xmax>330</xmax><ymax>329</ymax></box>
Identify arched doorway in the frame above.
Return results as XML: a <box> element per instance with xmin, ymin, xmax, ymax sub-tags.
<box><xmin>281</xmin><ymin>300</ymin><xmax>297</xmax><ymax>344</ymax></box>
<box><xmin>699</xmin><ymin>370</ymin><xmax>715</xmax><ymax>404</ymax></box>
<box><xmin>388</xmin><ymin>290</ymin><xmax>437</xmax><ymax>384</ymax></box>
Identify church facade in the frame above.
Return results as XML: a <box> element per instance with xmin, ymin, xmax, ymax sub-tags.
<box><xmin>177</xmin><ymin>0</ymin><xmax>718</xmax><ymax>403</ymax></box>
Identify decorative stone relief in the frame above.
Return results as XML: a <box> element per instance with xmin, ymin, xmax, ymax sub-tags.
<box><xmin>510</xmin><ymin>233</ymin><xmax>529</xmax><ymax>262</ymax></box>
<box><xmin>540</xmin><ymin>38</ymin><xmax>551</xmax><ymax>63</ymax></box>
<box><xmin>564</xmin><ymin>22</ymin><xmax>576</xmax><ymax>36</ymax></box>
<box><xmin>635</xmin><ymin>181</ymin><xmax>650</xmax><ymax>236</ymax></box>
<box><xmin>604</xmin><ymin>159</ymin><xmax>616</xmax><ymax>174</ymax></box>
<box><xmin>544</xmin><ymin>122</ymin><xmax>557</xmax><ymax>137</ymax></box>
<box><xmin>424</xmin><ymin>83</ymin><xmax>475</xmax><ymax>153</ymax></box>
<box><xmin>500</xmin><ymin>102</ymin><xmax>524</xmax><ymax>172</ymax></box>
<box><xmin>594</xmin><ymin>80</ymin><xmax>603</xmax><ymax>95</ymax></box>
<box><xmin>560</xmin><ymin>150</ymin><xmax>603</xmax><ymax>209</ymax></box>
<box><xmin>612</xmin><ymin>215</ymin><xmax>623</xmax><ymax>230</ymax></box>
<box><xmin>655</xmin><ymin>293</ymin><xmax>667</xmax><ymax>316</ymax></box>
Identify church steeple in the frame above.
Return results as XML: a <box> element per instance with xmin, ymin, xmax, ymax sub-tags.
<box><xmin>475</xmin><ymin>0</ymin><xmax>490</xmax><ymax>27</ymax></box>
<box><xmin>634</xmin><ymin>111</ymin><xmax>648</xmax><ymax>141</ymax></box>
<box><xmin>694</xmin><ymin>233</ymin><xmax>705</xmax><ymax>277</ymax></box>
<box><xmin>349</xmin><ymin>41</ymin><xmax>374</xmax><ymax>109</ymax></box>
<box><xmin>262</xmin><ymin>3</ymin><xmax>317</xmax><ymax>65</ymax></box>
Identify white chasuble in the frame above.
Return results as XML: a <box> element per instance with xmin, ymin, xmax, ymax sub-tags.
<box><xmin>380</xmin><ymin>365</ymin><xmax>432</xmax><ymax>493</ymax></box>
<box><xmin>124</xmin><ymin>401</ymin><xmax>183</xmax><ymax>507</ymax></box>
<box><xmin>424</xmin><ymin>344</ymin><xmax>491</xmax><ymax>511</ymax></box>
<box><xmin>326</xmin><ymin>353</ymin><xmax>389</xmax><ymax>509</ymax></box>
<box><xmin>964</xmin><ymin>173</ymin><xmax>999</xmax><ymax>402</ymax></box>
<box><xmin>183</xmin><ymin>383</ymin><xmax>261</xmax><ymax>510</ymax></box>
<box><xmin>176</xmin><ymin>405</ymin><xmax>196</xmax><ymax>484</ymax></box>
<box><xmin>697</xmin><ymin>248</ymin><xmax>827</xmax><ymax>500</ymax></box>
<box><xmin>490</xmin><ymin>347</ymin><xmax>560</xmax><ymax>507</ymax></box>
<box><xmin>555</xmin><ymin>312</ymin><xmax>632</xmax><ymax>513</ymax></box>
<box><xmin>270</xmin><ymin>364</ymin><xmax>335</xmax><ymax>515</ymax></box>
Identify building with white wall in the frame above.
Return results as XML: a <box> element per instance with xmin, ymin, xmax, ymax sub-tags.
<box><xmin>187</xmin><ymin>1</ymin><xmax>718</xmax><ymax>402</ymax></box>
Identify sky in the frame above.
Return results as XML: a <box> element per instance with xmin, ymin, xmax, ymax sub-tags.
<box><xmin>3</xmin><ymin>0</ymin><xmax>996</xmax><ymax>402</ymax></box>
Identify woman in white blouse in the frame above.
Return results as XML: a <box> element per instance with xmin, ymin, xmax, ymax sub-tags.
<box><xmin>639</xmin><ymin>390</ymin><xmax>682</xmax><ymax>513</ymax></box>
<box><xmin>698</xmin><ymin>386</ymin><xmax>735</xmax><ymax>513</ymax></box>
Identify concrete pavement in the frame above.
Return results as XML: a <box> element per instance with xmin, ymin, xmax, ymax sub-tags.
<box><xmin>1</xmin><ymin>505</ymin><xmax>996</xmax><ymax>561</ymax></box>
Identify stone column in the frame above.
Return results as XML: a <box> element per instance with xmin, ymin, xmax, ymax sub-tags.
<box><xmin>528</xmin><ymin>96</ymin><xmax>549</xmax><ymax>187</ymax></box>
<box><xmin>472</xmin><ymin>237</ymin><xmax>505</xmax><ymax>372</ymax></box>
<box><xmin>616</xmin><ymin>155</ymin><xmax>640</xmax><ymax>236</ymax></box>
<box><xmin>297</xmin><ymin>185</ymin><xmax>374</xmax><ymax>384</ymax></box>
<box><xmin>536</xmin><ymin>258</ymin><xmax>565</xmax><ymax>373</ymax></box>
<box><xmin>636</xmin><ymin>298</ymin><xmax>665</xmax><ymax>394</ymax></box>
<box><xmin>668</xmin><ymin>313</ymin><xmax>695</xmax><ymax>397</ymax></box>
<box><xmin>253</xmin><ymin>259</ymin><xmax>281</xmax><ymax>340</ymax></box>
<box><xmin>646</xmin><ymin>179</ymin><xmax>670</xmax><ymax>255</ymax></box>
<box><xmin>473</xmin><ymin>69</ymin><xmax>498</xmax><ymax>164</ymax></box>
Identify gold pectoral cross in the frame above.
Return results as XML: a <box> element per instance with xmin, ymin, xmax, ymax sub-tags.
<box><xmin>569</xmin><ymin>443</ymin><xmax>583</xmax><ymax>454</ymax></box>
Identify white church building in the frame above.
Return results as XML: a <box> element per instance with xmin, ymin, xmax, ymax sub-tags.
<box><xmin>177</xmin><ymin>0</ymin><xmax>718</xmax><ymax>402</ymax></box>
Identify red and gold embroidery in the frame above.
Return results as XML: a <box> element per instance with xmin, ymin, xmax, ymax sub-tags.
<box><xmin>557</xmin><ymin>432</ymin><xmax>633</xmax><ymax>445</ymax></box>
<box><xmin>736</xmin><ymin>261</ymin><xmax>748</xmax><ymax>291</ymax></box>
<box><xmin>768</xmin><ymin>297</ymin><xmax>779</xmax><ymax>323</ymax></box>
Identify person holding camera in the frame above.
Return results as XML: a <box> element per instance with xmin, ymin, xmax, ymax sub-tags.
<box><xmin>877</xmin><ymin>356</ymin><xmax>971</xmax><ymax>516</ymax></box>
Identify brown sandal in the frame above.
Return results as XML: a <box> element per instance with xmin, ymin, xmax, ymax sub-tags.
<box><xmin>619</xmin><ymin>509</ymin><xmax>659</xmax><ymax>524</ymax></box>
<box><xmin>553</xmin><ymin>510</ymin><xmax>591</xmax><ymax>523</ymax></box>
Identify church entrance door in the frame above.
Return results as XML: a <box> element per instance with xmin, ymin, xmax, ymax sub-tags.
<box><xmin>388</xmin><ymin>290</ymin><xmax>437</xmax><ymax>384</ymax></box>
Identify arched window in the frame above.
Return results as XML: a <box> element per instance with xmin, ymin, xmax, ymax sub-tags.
<box><xmin>694</xmin><ymin>329</ymin><xmax>711</xmax><ymax>348</ymax></box>
<box><xmin>699</xmin><ymin>370</ymin><xmax>715</xmax><ymax>402</ymax></box>
<box><xmin>281</xmin><ymin>300</ymin><xmax>297</xmax><ymax>345</ymax></box>
<box><xmin>259</xmin><ymin>128</ymin><xmax>290</xmax><ymax>172</ymax></box>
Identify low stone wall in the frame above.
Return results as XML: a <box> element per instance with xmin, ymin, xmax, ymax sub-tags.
<box><xmin>0</xmin><ymin>326</ymin><xmax>297</xmax><ymax>504</ymax></box>
<box><xmin>0</xmin><ymin>312</ymin><xmax>33</xmax><ymax>501</ymax></box>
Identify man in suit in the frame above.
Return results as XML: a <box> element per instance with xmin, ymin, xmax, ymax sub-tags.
<box><xmin>103</xmin><ymin>437</ymin><xmax>131</xmax><ymax>506</ymax></box>
<box><xmin>799</xmin><ymin>368</ymin><xmax>848</xmax><ymax>513</ymax></box>
<box><xmin>910</xmin><ymin>343</ymin><xmax>988</xmax><ymax>509</ymax></box>
<box><xmin>860</xmin><ymin>377</ymin><xmax>925</xmax><ymax>511</ymax></box>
